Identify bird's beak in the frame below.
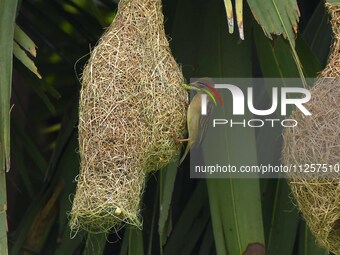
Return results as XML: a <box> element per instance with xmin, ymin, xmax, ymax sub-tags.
<box><xmin>182</xmin><ymin>83</ymin><xmax>202</xmax><ymax>92</ymax></box>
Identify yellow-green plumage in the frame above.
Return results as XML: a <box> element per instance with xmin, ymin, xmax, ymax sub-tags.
<box><xmin>179</xmin><ymin>92</ymin><xmax>213</xmax><ymax>164</ymax></box>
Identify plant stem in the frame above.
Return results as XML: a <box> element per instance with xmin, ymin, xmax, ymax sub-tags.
<box><xmin>0</xmin><ymin>171</ymin><xmax>7</xmax><ymax>255</ymax></box>
<box><xmin>0</xmin><ymin>0</ymin><xmax>19</xmax><ymax>254</ymax></box>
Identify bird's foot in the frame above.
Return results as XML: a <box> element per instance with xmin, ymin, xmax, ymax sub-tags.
<box><xmin>172</xmin><ymin>131</ymin><xmax>190</xmax><ymax>143</ymax></box>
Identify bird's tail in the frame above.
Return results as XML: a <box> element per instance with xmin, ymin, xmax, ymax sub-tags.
<box><xmin>179</xmin><ymin>142</ymin><xmax>191</xmax><ymax>165</ymax></box>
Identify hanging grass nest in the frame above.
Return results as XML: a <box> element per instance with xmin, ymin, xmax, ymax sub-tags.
<box><xmin>282</xmin><ymin>2</ymin><xmax>340</xmax><ymax>254</ymax></box>
<box><xmin>70</xmin><ymin>0</ymin><xmax>188</xmax><ymax>233</ymax></box>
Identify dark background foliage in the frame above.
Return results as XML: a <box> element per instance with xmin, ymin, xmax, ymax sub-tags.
<box><xmin>6</xmin><ymin>0</ymin><xmax>334</xmax><ymax>254</ymax></box>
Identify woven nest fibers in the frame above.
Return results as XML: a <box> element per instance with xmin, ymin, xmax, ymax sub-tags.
<box><xmin>321</xmin><ymin>3</ymin><xmax>340</xmax><ymax>77</ymax></box>
<box><xmin>283</xmin><ymin>78</ymin><xmax>340</xmax><ymax>254</ymax></box>
<box><xmin>282</xmin><ymin>4</ymin><xmax>340</xmax><ymax>249</ymax></box>
<box><xmin>70</xmin><ymin>0</ymin><xmax>188</xmax><ymax>233</ymax></box>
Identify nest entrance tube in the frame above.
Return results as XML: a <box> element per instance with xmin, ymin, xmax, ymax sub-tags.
<box><xmin>70</xmin><ymin>0</ymin><xmax>188</xmax><ymax>233</ymax></box>
<box><xmin>283</xmin><ymin>3</ymin><xmax>340</xmax><ymax>254</ymax></box>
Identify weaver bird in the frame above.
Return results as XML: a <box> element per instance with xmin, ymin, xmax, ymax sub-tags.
<box><xmin>177</xmin><ymin>79</ymin><xmax>222</xmax><ymax>164</ymax></box>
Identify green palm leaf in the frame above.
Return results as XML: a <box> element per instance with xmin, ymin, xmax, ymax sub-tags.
<box><xmin>0</xmin><ymin>1</ymin><xmax>18</xmax><ymax>254</ymax></box>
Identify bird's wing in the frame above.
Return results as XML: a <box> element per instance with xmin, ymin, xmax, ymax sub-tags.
<box><xmin>197</xmin><ymin>100</ymin><xmax>214</xmax><ymax>146</ymax></box>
